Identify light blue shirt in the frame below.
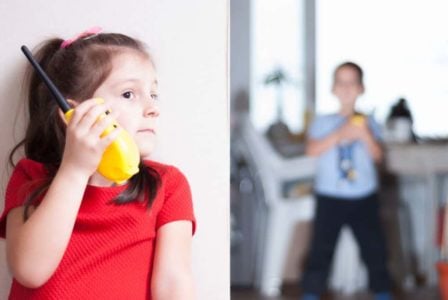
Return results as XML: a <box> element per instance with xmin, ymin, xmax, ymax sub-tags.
<box><xmin>308</xmin><ymin>114</ymin><xmax>382</xmax><ymax>199</ymax></box>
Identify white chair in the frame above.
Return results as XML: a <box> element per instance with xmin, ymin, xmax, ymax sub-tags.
<box><xmin>238</xmin><ymin>117</ymin><xmax>315</xmax><ymax>296</ymax></box>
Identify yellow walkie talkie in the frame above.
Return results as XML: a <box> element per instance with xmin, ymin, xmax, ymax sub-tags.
<box><xmin>351</xmin><ymin>113</ymin><xmax>366</xmax><ymax>126</ymax></box>
<box><xmin>21</xmin><ymin>45</ymin><xmax>140</xmax><ymax>183</ymax></box>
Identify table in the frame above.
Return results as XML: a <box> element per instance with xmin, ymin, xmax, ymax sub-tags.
<box><xmin>385</xmin><ymin>143</ymin><xmax>448</xmax><ymax>285</ymax></box>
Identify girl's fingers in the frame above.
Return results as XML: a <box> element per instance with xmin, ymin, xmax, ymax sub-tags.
<box><xmin>89</xmin><ymin>114</ymin><xmax>117</xmax><ymax>138</ymax></box>
<box><xmin>67</xmin><ymin>98</ymin><xmax>102</xmax><ymax>127</ymax></box>
<box><xmin>99</xmin><ymin>126</ymin><xmax>122</xmax><ymax>150</ymax></box>
<box><xmin>76</xmin><ymin>103</ymin><xmax>111</xmax><ymax>133</ymax></box>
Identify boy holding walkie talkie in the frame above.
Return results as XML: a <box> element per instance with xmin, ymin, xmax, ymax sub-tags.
<box><xmin>301</xmin><ymin>62</ymin><xmax>392</xmax><ymax>300</ymax></box>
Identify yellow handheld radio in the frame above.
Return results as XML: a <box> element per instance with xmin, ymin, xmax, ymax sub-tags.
<box><xmin>21</xmin><ymin>45</ymin><xmax>140</xmax><ymax>184</ymax></box>
<box><xmin>351</xmin><ymin>113</ymin><xmax>366</xmax><ymax>126</ymax></box>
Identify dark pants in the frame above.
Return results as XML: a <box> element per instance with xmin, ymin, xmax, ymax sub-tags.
<box><xmin>302</xmin><ymin>192</ymin><xmax>391</xmax><ymax>294</ymax></box>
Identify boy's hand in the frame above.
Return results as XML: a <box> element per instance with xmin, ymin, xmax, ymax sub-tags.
<box><xmin>338</xmin><ymin>121</ymin><xmax>370</xmax><ymax>142</ymax></box>
<box><xmin>355</xmin><ymin>120</ymin><xmax>375</xmax><ymax>142</ymax></box>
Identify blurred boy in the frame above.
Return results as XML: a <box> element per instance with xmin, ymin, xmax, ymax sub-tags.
<box><xmin>301</xmin><ymin>62</ymin><xmax>391</xmax><ymax>300</ymax></box>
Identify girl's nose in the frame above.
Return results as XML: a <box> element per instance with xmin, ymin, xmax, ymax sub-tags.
<box><xmin>143</xmin><ymin>100</ymin><xmax>160</xmax><ymax>118</ymax></box>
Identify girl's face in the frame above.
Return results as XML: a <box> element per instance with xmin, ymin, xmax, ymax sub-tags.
<box><xmin>93</xmin><ymin>50</ymin><xmax>159</xmax><ymax>158</ymax></box>
<box><xmin>332</xmin><ymin>66</ymin><xmax>364</xmax><ymax>108</ymax></box>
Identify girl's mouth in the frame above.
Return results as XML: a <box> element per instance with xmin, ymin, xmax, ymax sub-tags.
<box><xmin>138</xmin><ymin>128</ymin><xmax>156</xmax><ymax>134</ymax></box>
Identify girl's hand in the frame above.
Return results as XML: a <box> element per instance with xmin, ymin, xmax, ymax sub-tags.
<box><xmin>60</xmin><ymin>98</ymin><xmax>121</xmax><ymax>178</ymax></box>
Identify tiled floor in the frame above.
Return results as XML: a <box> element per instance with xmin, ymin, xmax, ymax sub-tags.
<box><xmin>231</xmin><ymin>286</ymin><xmax>441</xmax><ymax>300</ymax></box>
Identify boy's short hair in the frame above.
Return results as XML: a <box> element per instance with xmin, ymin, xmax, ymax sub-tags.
<box><xmin>334</xmin><ymin>62</ymin><xmax>364</xmax><ymax>85</ymax></box>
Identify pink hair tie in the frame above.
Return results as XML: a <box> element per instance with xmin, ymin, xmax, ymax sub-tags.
<box><xmin>60</xmin><ymin>26</ymin><xmax>103</xmax><ymax>49</ymax></box>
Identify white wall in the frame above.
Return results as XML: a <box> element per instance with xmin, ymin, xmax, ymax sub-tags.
<box><xmin>0</xmin><ymin>1</ymin><xmax>229</xmax><ymax>299</ymax></box>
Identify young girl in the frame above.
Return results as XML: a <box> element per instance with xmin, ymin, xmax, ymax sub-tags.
<box><xmin>0</xmin><ymin>28</ymin><xmax>196</xmax><ymax>299</ymax></box>
<box><xmin>301</xmin><ymin>62</ymin><xmax>391</xmax><ymax>300</ymax></box>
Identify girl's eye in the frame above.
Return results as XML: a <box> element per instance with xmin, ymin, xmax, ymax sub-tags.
<box><xmin>122</xmin><ymin>91</ymin><xmax>134</xmax><ymax>99</ymax></box>
<box><xmin>151</xmin><ymin>93</ymin><xmax>159</xmax><ymax>101</ymax></box>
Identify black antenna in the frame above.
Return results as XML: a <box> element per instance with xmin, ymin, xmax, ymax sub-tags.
<box><xmin>21</xmin><ymin>45</ymin><xmax>71</xmax><ymax>113</ymax></box>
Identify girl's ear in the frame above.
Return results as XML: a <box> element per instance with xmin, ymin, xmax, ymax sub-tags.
<box><xmin>58</xmin><ymin>99</ymin><xmax>80</xmax><ymax>125</ymax></box>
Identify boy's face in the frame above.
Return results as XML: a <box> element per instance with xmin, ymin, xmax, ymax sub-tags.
<box><xmin>332</xmin><ymin>66</ymin><xmax>364</xmax><ymax>108</ymax></box>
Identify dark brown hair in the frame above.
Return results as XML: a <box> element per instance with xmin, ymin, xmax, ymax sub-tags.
<box><xmin>9</xmin><ymin>32</ymin><xmax>161</xmax><ymax>219</ymax></box>
<box><xmin>333</xmin><ymin>61</ymin><xmax>364</xmax><ymax>86</ymax></box>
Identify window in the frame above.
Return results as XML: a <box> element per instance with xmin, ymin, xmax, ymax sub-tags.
<box><xmin>250</xmin><ymin>0</ymin><xmax>307</xmax><ymax>133</ymax></box>
<box><xmin>316</xmin><ymin>0</ymin><xmax>448</xmax><ymax>136</ymax></box>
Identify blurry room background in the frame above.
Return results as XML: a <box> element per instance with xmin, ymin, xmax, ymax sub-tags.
<box><xmin>231</xmin><ymin>0</ymin><xmax>448</xmax><ymax>299</ymax></box>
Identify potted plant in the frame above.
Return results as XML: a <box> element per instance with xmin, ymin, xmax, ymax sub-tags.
<box><xmin>264</xmin><ymin>67</ymin><xmax>289</xmax><ymax>123</ymax></box>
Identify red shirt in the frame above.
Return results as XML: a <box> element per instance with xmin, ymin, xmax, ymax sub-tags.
<box><xmin>0</xmin><ymin>158</ymin><xmax>196</xmax><ymax>300</ymax></box>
